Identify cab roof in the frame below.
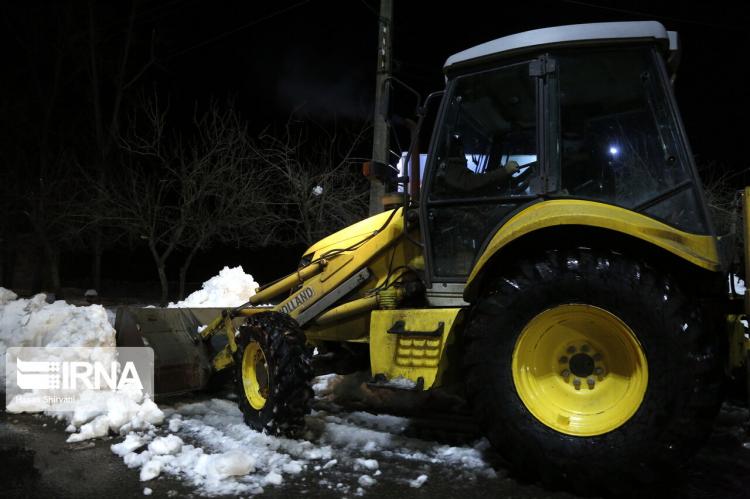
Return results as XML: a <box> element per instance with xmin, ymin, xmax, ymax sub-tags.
<box><xmin>444</xmin><ymin>21</ymin><xmax>677</xmax><ymax>72</ymax></box>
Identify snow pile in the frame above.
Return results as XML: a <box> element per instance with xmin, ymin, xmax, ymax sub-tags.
<box><xmin>0</xmin><ymin>287</ymin><xmax>162</xmax><ymax>443</ymax></box>
<box><xmin>0</xmin><ymin>287</ymin><xmax>17</xmax><ymax>305</ymax></box>
<box><xmin>0</xmin><ymin>288</ymin><xmax>116</xmax><ymax>384</ymax></box>
<box><xmin>169</xmin><ymin>266</ymin><xmax>259</xmax><ymax>308</ymax></box>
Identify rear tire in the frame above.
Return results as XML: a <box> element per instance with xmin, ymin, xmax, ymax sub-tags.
<box><xmin>233</xmin><ymin>311</ymin><xmax>313</xmax><ymax>436</ymax></box>
<box><xmin>463</xmin><ymin>247</ymin><xmax>723</xmax><ymax>492</ymax></box>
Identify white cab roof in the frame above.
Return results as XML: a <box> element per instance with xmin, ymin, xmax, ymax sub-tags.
<box><xmin>444</xmin><ymin>21</ymin><xmax>674</xmax><ymax>70</ymax></box>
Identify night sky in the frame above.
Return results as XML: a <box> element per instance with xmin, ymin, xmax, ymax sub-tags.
<box><xmin>147</xmin><ymin>0</ymin><xmax>748</xmax><ymax>169</ymax></box>
<box><xmin>2</xmin><ymin>0</ymin><xmax>747</xmax><ymax>168</ymax></box>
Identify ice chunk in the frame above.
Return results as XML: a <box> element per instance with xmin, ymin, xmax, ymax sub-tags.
<box><xmin>140</xmin><ymin>459</ymin><xmax>162</xmax><ymax>481</ymax></box>
<box><xmin>112</xmin><ymin>434</ymin><xmax>145</xmax><ymax>457</ymax></box>
<box><xmin>409</xmin><ymin>474</ymin><xmax>428</xmax><ymax>488</ymax></box>
<box><xmin>283</xmin><ymin>461</ymin><xmax>303</xmax><ymax>474</ymax></box>
<box><xmin>358</xmin><ymin>475</ymin><xmax>376</xmax><ymax>487</ymax></box>
<box><xmin>195</xmin><ymin>450</ymin><xmax>255</xmax><ymax>480</ymax></box>
<box><xmin>356</xmin><ymin>458</ymin><xmax>379</xmax><ymax>470</ymax></box>
<box><xmin>148</xmin><ymin>435</ymin><xmax>183</xmax><ymax>455</ymax></box>
<box><xmin>168</xmin><ymin>417</ymin><xmax>182</xmax><ymax>433</ymax></box>
<box><xmin>264</xmin><ymin>471</ymin><xmax>283</xmax><ymax>486</ymax></box>
<box><xmin>67</xmin><ymin>414</ymin><xmax>110</xmax><ymax>442</ymax></box>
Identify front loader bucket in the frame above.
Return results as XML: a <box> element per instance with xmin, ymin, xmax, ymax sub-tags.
<box><xmin>114</xmin><ymin>307</ymin><xmax>228</xmax><ymax>397</ymax></box>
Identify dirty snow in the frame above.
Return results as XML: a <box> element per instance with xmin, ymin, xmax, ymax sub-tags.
<box><xmin>169</xmin><ymin>266</ymin><xmax>259</xmax><ymax>307</ymax></box>
<box><xmin>111</xmin><ymin>392</ymin><xmax>495</xmax><ymax>496</ymax></box>
<box><xmin>1</xmin><ymin>272</ymin><xmax>497</xmax><ymax>497</ymax></box>
<box><xmin>732</xmin><ymin>274</ymin><xmax>746</xmax><ymax>295</ymax></box>
<box><xmin>381</xmin><ymin>376</ymin><xmax>417</xmax><ymax>390</ymax></box>
<box><xmin>410</xmin><ymin>474</ymin><xmax>429</xmax><ymax>488</ymax></box>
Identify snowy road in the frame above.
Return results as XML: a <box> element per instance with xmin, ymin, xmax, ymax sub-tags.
<box><xmin>3</xmin><ymin>375</ymin><xmax>750</xmax><ymax>498</ymax></box>
<box><xmin>2</xmin><ymin>373</ymin><xmax>574</xmax><ymax>499</ymax></box>
<box><xmin>3</xmin><ymin>275</ymin><xmax>750</xmax><ymax>498</ymax></box>
<box><xmin>108</xmin><ymin>373</ymin><xmax>501</xmax><ymax>497</ymax></box>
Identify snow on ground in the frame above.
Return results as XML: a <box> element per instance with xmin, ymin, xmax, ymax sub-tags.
<box><xmin>169</xmin><ymin>266</ymin><xmax>259</xmax><ymax>308</ymax></box>
<box><xmin>1</xmin><ymin>266</ymin><xmax>498</xmax><ymax>496</ymax></box>
<box><xmin>111</xmin><ymin>378</ymin><xmax>495</xmax><ymax>496</ymax></box>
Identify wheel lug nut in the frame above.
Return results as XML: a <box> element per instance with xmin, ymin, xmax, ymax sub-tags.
<box><xmin>581</xmin><ymin>344</ymin><xmax>590</xmax><ymax>353</ymax></box>
<box><xmin>567</xmin><ymin>346</ymin><xmax>576</xmax><ymax>354</ymax></box>
<box><xmin>594</xmin><ymin>367</ymin><xmax>604</xmax><ymax>375</ymax></box>
<box><xmin>561</xmin><ymin>369</ymin><xmax>570</xmax><ymax>380</ymax></box>
<box><xmin>573</xmin><ymin>377</ymin><xmax>581</xmax><ymax>390</ymax></box>
<box><xmin>559</xmin><ymin>356</ymin><xmax>568</xmax><ymax>364</ymax></box>
<box><xmin>587</xmin><ymin>377</ymin><xmax>595</xmax><ymax>389</ymax></box>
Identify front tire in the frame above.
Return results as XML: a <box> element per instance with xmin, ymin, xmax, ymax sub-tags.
<box><xmin>464</xmin><ymin>248</ymin><xmax>723</xmax><ymax>492</ymax></box>
<box><xmin>233</xmin><ymin>311</ymin><xmax>313</xmax><ymax>436</ymax></box>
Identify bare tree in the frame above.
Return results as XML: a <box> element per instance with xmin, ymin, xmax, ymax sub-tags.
<box><xmin>85</xmin><ymin>0</ymin><xmax>157</xmax><ymax>292</ymax></box>
<box><xmin>251</xmin><ymin>118</ymin><xmax>370</xmax><ymax>247</ymax></box>
<box><xmin>0</xmin><ymin>3</ymin><xmax>81</xmax><ymax>294</ymax></box>
<box><xmin>174</xmin><ymin>102</ymin><xmax>275</xmax><ymax>299</ymax></box>
<box><xmin>101</xmin><ymin>95</ymin><xmax>273</xmax><ymax>305</ymax></box>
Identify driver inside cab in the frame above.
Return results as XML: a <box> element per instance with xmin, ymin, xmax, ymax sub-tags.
<box><xmin>436</xmin><ymin>134</ymin><xmax>520</xmax><ymax>195</ymax></box>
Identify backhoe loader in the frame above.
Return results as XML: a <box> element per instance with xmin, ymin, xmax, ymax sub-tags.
<box><xmin>115</xmin><ymin>21</ymin><xmax>750</xmax><ymax>492</ymax></box>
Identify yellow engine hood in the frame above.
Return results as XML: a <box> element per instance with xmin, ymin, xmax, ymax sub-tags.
<box><xmin>304</xmin><ymin>209</ymin><xmax>401</xmax><ymax>258</ymax></box>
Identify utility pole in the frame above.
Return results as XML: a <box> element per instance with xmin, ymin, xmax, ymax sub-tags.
<box><xmin>368</xmin><ymin>0</ymin><xmax>393</xmax><ymax>216</ymax></box>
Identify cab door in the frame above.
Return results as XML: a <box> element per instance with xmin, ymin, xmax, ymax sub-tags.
<box><xmin>420</xmin><ymin>59</ymin><xmax>547</xmax><ymax>284</ymax></box>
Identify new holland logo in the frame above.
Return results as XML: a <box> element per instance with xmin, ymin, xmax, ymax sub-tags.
<box><xmin>280</xmin><ymin>287</ymin><xmax>315</xmax><ymax>314</ymax></box>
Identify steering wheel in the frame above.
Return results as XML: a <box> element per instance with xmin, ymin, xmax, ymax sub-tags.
<box><xmin>508</xmin><ymin>161</ymin><xmax>536</xmax><ymax>195</ymax></box>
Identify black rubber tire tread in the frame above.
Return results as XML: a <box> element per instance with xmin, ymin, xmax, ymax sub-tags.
<box><xmin>233</xmin><ymin>311</ymin><xmax>314</xmax><ymax>436</ymax></box>
<box><xmin>463</xmin><ymin>247</ymin><xmax>723</xmax><ymax>494</ymax></box>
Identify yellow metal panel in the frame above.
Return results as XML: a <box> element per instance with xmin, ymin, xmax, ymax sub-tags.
<box><xmin>370</xmin><ymin>308</ymin><xmax>463</xmax><ymax>389</ymax></box>
<box><xmin>466</xmin><ymin>200</ymin><xmax>721</xmax><ymax>297</ymax></box>
<box><xmin>305</xmin><ymin>209</ymin><xmax>400</xmax><ymax>256</ymax></box>
<box><xmin>212</xmin><ymin>345</ymin><xmax>234</xmax><ymax>371</ymax></box>
<box><xmin>305</xmin><ymin>314</ymin><xmax>370</xmax><ymax>342</ymax></box>
<box><xmin>274</xmin><ymin>209</ymin><xmax>406</xmax><ymax>322</ymax></box>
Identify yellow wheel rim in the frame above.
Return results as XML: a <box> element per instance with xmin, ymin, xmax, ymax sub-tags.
<box><xmin>242</xmin><ymin>342</ymin><xmax>269</xmax><ymax>410</ymax></box>
<box><xmin>512</xmin><ymin>304</ymin><xmax>648</xmax><ymax>436</ymax></box>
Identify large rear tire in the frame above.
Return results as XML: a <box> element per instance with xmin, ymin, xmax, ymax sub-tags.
<box><xmin>463</xmin><ymin>248</ymin><xmax>723</xmax><ymax>492</ymax></box>
<box><xmin>233</xmin><ymin>311</ymin><xmax>314</xmax><ymax>436</ymax></box>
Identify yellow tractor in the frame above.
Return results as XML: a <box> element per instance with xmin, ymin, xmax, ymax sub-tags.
<box><xmin>116</xmin><ymin>21</ymin><xmax>750</xmax><ymax>492</ymax></box>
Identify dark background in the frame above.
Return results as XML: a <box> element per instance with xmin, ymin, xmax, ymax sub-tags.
<box><xmin>1</xmin><ymin>0</ymin><xmax>748</xmax><ymax>299</ymax></box>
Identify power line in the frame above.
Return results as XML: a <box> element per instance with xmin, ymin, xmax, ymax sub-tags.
<box><xmin>561</xmin><ymin>0</ymin><xmax>742</xmax><ymax>31</ymax></box>
<box><xmin>164</xmin><ymin>0</ymin><xmax>313</xmax><ymax>61</ymax></box>
<box><xmin>357</xmin><ymin>0</ymin><xmax>379</xmax><ymax>17</ymax></box>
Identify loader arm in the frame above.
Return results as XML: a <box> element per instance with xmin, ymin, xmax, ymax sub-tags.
<box><xmin>201</xmin><ymin>208</ymin><xmax>409</xmax><ymax>368</ymax></box>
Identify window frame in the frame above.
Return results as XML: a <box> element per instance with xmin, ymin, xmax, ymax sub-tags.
<box><xmin>420</xmin><ymin>57</ymin><xmax>550</xmax><ymax>284</ymax></box>
<box><xmin>545</xmin><ymin>44</ymin><xmax>714</xmax><ymax>235</ymax></box>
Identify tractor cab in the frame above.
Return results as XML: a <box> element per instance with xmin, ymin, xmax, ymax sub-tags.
<box><xmin>417</xmin><ymin>21</ymin><xmax>715</xmax><ymax>296</ymax></box>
